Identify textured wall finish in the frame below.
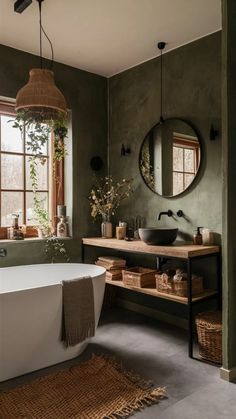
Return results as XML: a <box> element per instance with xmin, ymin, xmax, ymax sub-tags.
<box><xmin>107</xmin><ymin>32</ymin><xmax>222</xmax><ymax>342</ymax></box>
<box><xmin>0</xmin><ymin>44</ymin><xmax>107</xmax><ymax>267</ymax></box>
<box><xmin>109</xmin><ymin>32</ymin><xmax>222</xmax><ymax>243</ymax></box>
<box><xmin>222</xmin><ymin>0</ymin><xmax>236</xmax><ymax>374</ymax></box>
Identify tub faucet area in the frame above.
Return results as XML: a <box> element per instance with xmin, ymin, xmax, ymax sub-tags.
<box><xmin>158</xmin><ymin>210</ymin><xmax>173</xmax><ymax>221</ymax></box>
<box><xmin>0</xmin><ymin>248</ymin><xmax>7</xmax><ymax>257</ymax></box>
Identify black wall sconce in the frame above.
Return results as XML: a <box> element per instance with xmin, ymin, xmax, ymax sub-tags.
<box><xmin>121</xmin><ymin>144</ymin><xmax>131</xmax><ymax>156</ymax></box>
<box><xmin>90</xmin><ymin>156</ymin><xmax>103</xmax><ymax>171</ymax></box>
<box><xmin>210</xmin><ymin>124</ymin><xmax>219</xmax><ymax>141</ymax></box>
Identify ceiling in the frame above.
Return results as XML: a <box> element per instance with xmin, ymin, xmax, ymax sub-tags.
<box><xmin>0</xmin><ymin>0</ymin><xmax>222</xmax><ymax>77</ymax></box>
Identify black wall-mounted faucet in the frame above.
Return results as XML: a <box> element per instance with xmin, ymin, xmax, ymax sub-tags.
<box><xmin>0</xmin><ymin>248</ymin><xmax>7</xmax><ymax>257</ymax></box>
<box><xmin>158</xmin><ymin>209</ymin><xmax>173</xmax><ymax>221</ymax></box>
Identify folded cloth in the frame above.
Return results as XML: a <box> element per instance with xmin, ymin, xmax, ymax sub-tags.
<box><xmin>62</xmin><ymin>276</ymin><xmax>95</xmax><ymax>347</ymax></box>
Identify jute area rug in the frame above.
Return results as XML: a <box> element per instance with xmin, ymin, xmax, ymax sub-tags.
<box><xmin>0</xmin><ymin>354</ymin><xmax>166</xmax><ymax>419</ymax></box>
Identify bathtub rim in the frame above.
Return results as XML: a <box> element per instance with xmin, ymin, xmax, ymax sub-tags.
<box><xmin>0</xmin><ymin>263</ymin><xmax>106</xmax><ymax>295</ymax></box>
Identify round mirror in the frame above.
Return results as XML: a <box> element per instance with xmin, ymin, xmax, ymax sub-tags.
<box><xmin>139</xmin><ymin>118</ymin><xmax>201</xmax><ymax>197</ymax></box>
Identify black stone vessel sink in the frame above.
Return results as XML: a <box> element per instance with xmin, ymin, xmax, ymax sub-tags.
<box><xmin>138</xmin><ymin>228</ymin><xmax>178</xmax><ymax>245</ymax></box>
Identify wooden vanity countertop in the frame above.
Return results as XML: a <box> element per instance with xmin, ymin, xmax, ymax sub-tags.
<box><xmin>82</xmin><ymin>237</ymin><xmax>220</xmax><ymax>259</ymax></box>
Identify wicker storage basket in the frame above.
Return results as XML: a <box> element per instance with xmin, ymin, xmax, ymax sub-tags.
<box><xmin>195</xmin><ymin>311</ymin><xmax>222</xmax><ymax>364</ymax></box>
<box><xmin>173</xmin><ymin>277</ymin><xmax>203</xmax><ymax>297</ymax></box>
<box><xmin>155</xmin><ymin>272</ymin><xmax>203</xmax><ymax>297</ymax></box>
<box><xmin>122</xmin><ymin>267</ymin><xmax>157</xmax><ymax>288</ymax></box>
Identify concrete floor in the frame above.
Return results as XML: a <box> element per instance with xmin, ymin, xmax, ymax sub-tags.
<box><xmin>1</xmin><ymin>307</ymin><xmax>236</xmax><ymax>419</ymax></box>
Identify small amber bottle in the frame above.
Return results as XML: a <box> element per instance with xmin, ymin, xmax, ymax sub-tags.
<box><xmin>193</xmin><ymin>227</ymin><xmax>203</xmax><ymax>245</ymax></box>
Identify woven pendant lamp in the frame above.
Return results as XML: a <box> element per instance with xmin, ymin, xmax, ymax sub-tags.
<box><xmin>15</xmin><ymin>0</ymin><xmax>67</xmax><ymax>120</ymax></box>
<box><xmin>16</xmin><ymin>68</ymin><xmax>67</xmax><ymax>120</ymax></box>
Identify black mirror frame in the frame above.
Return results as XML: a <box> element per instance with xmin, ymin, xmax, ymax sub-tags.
<box><xmin>138</xmin><ymin>117</ymin><xmax>202</xmax><ymax>198</ymax></box>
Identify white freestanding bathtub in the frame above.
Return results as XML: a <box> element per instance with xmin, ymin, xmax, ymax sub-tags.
<box><xmin>0</xmin><ymin>263</ymin><xmax>106</xmax><ymax>382</ymax></box>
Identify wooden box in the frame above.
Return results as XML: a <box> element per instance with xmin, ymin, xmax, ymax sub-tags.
<box><xmin>122</xmin><ymin>267</ymin><xmax>157</xmax><ymax>288</ymax></box>
<box><xmin>156</xmin><ymin>272</ymin><xmax>203</xmax><ymax>297</ymax></box>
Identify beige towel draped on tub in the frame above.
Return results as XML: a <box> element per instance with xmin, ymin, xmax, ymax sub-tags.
<box><xmin>62</xmin><ymin>276</ymin><xmax>95</xmax><ymax>346</ymax></box>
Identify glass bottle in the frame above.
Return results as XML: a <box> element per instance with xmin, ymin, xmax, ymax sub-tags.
<box><xmin>57</xmin><ymin>216</ymin><xmax>68</xmax><ymax>238</ymax></box>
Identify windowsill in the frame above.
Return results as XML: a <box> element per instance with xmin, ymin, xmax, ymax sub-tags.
<box><xmin>0</xmin><ymin>237</ymin><xmax>73</xmax><ymax>243</ymax></box>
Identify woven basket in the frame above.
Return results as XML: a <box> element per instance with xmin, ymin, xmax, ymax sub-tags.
<box><xmin>195</xmin><ymin>311</ymin><xmax>222</xmax><ymax>364</ymax></box>
<box><xmin>122</xmin><ymin>267</ymin><xmax>157</xmax><ymax>288</ymax></box>
<box><xmin>156</xmin><ymin>273</ymin><xmax>203</xmax><ymax>297</ymax></box>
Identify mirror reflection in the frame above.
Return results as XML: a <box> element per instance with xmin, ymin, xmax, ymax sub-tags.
<box><xmin>139</xmin><ymin>118</ymin><xmax>201</xmax><ymax>197</ymax></box>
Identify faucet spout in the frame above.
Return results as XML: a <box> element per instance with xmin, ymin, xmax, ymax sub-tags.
<box><xmin>158</xmin><ymin>209</ymin><xmax>173</xmax><ymax>221</ymax></box>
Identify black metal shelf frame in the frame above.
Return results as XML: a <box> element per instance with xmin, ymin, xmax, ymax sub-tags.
<box><xmin>81</xmin><ymin>242</ymin><xmax>221</xmax><ymax>362</ymax></box>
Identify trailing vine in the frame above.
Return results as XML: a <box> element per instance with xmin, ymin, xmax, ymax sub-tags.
<box><xmin>45</xmin><ymin>236</ymin><xmax>70</xmax><ymax>263</ymax></box>
<box><xmin>11</xmin><ymin>110</ymin><xmax>69</xmax><ymax>262</ymax></box>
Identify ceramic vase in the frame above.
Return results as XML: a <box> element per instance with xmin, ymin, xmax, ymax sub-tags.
<box><xmin>101</xmin><ymin>216</ymin><xmax>112</xmax><ymax>238</ymax></box>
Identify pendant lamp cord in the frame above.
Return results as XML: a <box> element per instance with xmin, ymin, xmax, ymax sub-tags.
<box><xmin>107</xmin><ymin>78</ymin><xmax>110</xmax><ymax>181</ymax></box>
<box><xmin>160</xmin><ymin>48</ymin><xmax>163</xmax><ymax>122</ymax></box>
<box><xmin>39</xmin><ymin>0</ymin><xmax>42</xmax><ymax>68</ymax></box>
<box><xmin>158</xmin><ymin>41</ymin><xmax>166</xmax><ymax>123</ymax></box>
<box><xmin>38</xmin><ymin>0</ymin><xmax>54</xmax><ymax>69</ymax></box>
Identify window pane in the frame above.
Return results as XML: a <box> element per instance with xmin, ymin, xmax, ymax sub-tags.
<box><xmin>26</xmin><ymin>192</ymin><xmax>48</xmax><ymax>225</ymax></box>
<box><xmin>25</xmin><ymin>124</ymin><xmax>49</xmax><ymax>156</ymax></box>
<box><xmin>173</xmin><ymin>172</ymin><xmax>184</xmax><ymax>195</ymax></box>
<box><xmin>184</xmin><ymin>173</ymin><xmax>195</xmax><ymax>189</ymax></box>
<box><xmin>184</xmin><ymin>148</ymin><xmax>195</xmax><ymax>173</ymax></box>
<box><xmin>173</xmin><ymin>147</ymin><xmax>183</xmax><ymax>171</ymax></box>
<box><xmin>1</xmin><ymin>154</ymin><xmax>24</xmax><ymax>189</ymax></box>
<box><xmin>1</xmin><ymin>192</ymin><xmax>23</xmax><ymax>226</ymax></box>
<box><xmin>26</xmin><ymin>157</ymin><xmax>48</xmax><ymax>190</ymax></box>
<box><xmin>1</xmin><ymin>115</ymin><xmax>23</xmax><ymax>153</ymax></box>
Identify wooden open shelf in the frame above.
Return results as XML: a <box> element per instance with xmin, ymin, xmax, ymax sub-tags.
<box><xmin>82</xmin><ymin>236</ymin><xmax>221</xmax><ymax>361</ymax></box>
<box><xmin>82</xmin><ymin>237</ymin><xmax>220</xmax><ymax>259</ymax></box>
<box><xmin>105</xmin><ymin>278</ymin><xmax>218</xmax><ymax>305</ymax></box>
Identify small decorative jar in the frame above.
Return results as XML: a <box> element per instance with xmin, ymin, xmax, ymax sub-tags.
<box><xmin>202</xmin><ymin>229</ymin><xmax>214</xmax><ymax>246</ymax></box>
<box><xmin>119</xmin><ymin>221</ymin><xmax>127</xmax><ymax>238</ymax></box>
<box><xmin>116</xmin><ymin>226</ymin><xmax>125</xmax><ymax>240</ymax></box>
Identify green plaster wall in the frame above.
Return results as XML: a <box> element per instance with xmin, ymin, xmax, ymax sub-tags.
<box><xmin>0</xmin><ymin>44</ymin><xmax>107</xmax><ymax>267</ymax></box>
<box><xmin>108</xmin><ymin>32</ymin><xmax>222</xmax><ymax>329</ymax></box>
<box><xmin>222</xmin><ymin>0</ymin><xmax>236</xmax><ymax>372</ymax></box>
<box><xmin>109</xmin><ymin>32</ymin><xmax>222</xmax><ymax>242</ymax></box>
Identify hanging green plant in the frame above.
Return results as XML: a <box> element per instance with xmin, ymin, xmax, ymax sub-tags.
<box><xmin>52</xmin><ymin>118</ymin><xmax>68</xmax><ymax>182</ymax></box>
<box><xmin>12</xmin><ymin>110</ymin><xmax>68</xmax><ymax>169</ymax></box>
<box><xmin>11</xmin><ymin>110</ymin><xmax>69</xmax><ymax>262</ymax></box>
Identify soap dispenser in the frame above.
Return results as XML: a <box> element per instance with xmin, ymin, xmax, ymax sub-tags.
<box><xmin>193</xmin><ymin>227</ymin><xmax>203</xmax><ymax>245</ymax></box>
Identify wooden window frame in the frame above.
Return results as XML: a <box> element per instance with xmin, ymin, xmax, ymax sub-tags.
<box><xmin>0</xmin><ymin>101</ymin><xmax>64</xmax><ymax>240</ymax></box>
<box><xmin>172</xmin><ymin>136</ymin><xmax>200</xmax><ymax>194</ymax></box>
